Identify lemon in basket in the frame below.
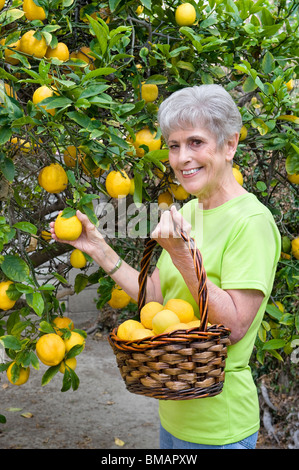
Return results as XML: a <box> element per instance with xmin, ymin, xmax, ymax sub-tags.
<box><xmin>164</xmin><ymin>298</ymin><xmax>194</xmax><ymax>323</ymax></box>
<box><xmin>163</xmin><ymin>323</ymin><xmax>189</xmax><ymax>333</ymax></box>
<box><xmin>140</xmin><ymin>301</ymin><xmax>164</xmax><ymax>329</ymax></box>
<box><xmin>117</xmin><ymin>319</ymin><xmax>145</xmax><ymax>341</ymax></box>
<box><xmin>152</xmin><ymin>309</ymin><xmax>180</xmax><ymax>335</ymax></box>
<box><xmin>129</xmin><ymin>328</ymin><xmax>154</xmax><ymax>341</ymax></box>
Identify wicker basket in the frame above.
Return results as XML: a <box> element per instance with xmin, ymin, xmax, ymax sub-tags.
<box><xmin>108</xmin><ymin>230</ymin><xmax>231</xmax><ymax>400</ymax></box>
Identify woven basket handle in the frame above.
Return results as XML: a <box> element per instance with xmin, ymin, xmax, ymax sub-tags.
<box><xmin>137</xmin><ymin>229</ymin><xmax>209</xmax><ymax>332</ymax></box>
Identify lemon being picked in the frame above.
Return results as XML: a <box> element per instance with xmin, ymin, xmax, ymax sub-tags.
<box><xmin>7</xmin><ymin>362</ymin><xmax>30</xmax><ymax>386</ymax></box>
<box><xmin>140</xmin><ymin>301</ymin><xmax>164</xmax><ymax>329</ymax></box>
<box><xmin>164</xmin><ymin>298</ymin><xmax>195</xmax><ymax>323</ymax></box>
<box><xmin>70</xmin><ymin>249</ymin><xmax>87</xmax><ymax>268</ymax></box>
<box><xmin>54</xmin><ymin>212</ymin><xmax>82</xmax><ymax>241</ymax></box>
<box><xmin>152</xmin><ymin>309</ymin><xmax>180</xmax><ymax>335</ymax></box>
<box><xmin>0</xmin><ymin>280</ymin><xmax>16</xmax><ymax>311</ymax></box>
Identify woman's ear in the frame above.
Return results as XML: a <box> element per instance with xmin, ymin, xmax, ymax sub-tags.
<box><xmin>225</xmin><ymin>132</ymin><xmax>239</xmax><ymax>163</ymax></box>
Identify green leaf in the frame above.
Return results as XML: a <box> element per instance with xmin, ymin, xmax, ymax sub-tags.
<box><xmin>25</xmin><ymin>292</ymin><xmax>44</xmax><ymax>316</ymax></box>
<box><xmin>0</xmin><ymin>127</ymin><xmax>13</xmax><ymax>146</ymax></box>
<box><xmin>12</xmin><ymin>222</ymin><xmax>37</xmax><ymax>235</ymax></box>
<box><xmin>74</xmin><ymin>273</ymin><xmax>89</xmax><ymax>294</ymax></box>
<box><xmin>0</xmin><ymin>414</ymin><xmax>6</xmax><ymax>424</ymax></box>
<box><xmin>0</xmin><ymin>335</ymin><xmax>22</xmax><ymax>350</ymax></box>
<box><xmin>39</xmin><ymin>321</ymin><xmax>56</xmax><ymax>334</ymax></box>
<box><xmin>82</xmin><ymin>67</ymin><xmax>116</xmax><ymax>84</ymax></box>
<box><xmin>262</xmin><ymin>51</ymin><xmax>274</xmax><ymax>74</ymax></box>
<box><xmin>41</xmin><ymin>364</ymin><xmax>60</xmax><ymax>386</ymax></box>
<box><xmin>1</xmin><ymin>255</ymin><xmax>30</xmax><ymax>282</ymax></box>
<box><xmin>262</xmin><ymin>339</ymin><xmax>286</xmax><ymax>350</ymax></box>
<box><xmin>0</xmin><ymin>156</ymin><xmax>14</xmax><ymax>182</ymax></box>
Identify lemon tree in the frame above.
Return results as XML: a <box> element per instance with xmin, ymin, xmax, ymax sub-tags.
<box><xmin>0</xmin><ymin>0</ymin><xmax>298</xmax><ymax>417</ymax></box>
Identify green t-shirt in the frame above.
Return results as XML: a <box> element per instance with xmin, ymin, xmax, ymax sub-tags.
<box><xmin>156</xmin><ymin>193</ymin><xmax>281</xmax><ymax>445</ymax></box>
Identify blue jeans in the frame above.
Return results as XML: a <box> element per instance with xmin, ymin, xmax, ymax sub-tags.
<box><xmin>160</xmin><ymin>424</ymin><xmax>258</xmax><ymax>449</ymax></box>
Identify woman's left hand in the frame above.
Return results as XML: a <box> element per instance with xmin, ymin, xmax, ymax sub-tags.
<box><xmin>151</xmin><ymin>205</ymin><xmax>191</xmax><ymax>259</ymax></box>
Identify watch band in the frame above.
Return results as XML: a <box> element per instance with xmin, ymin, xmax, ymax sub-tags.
<box><xmin>106</xmin><ymin>257</ymin><xmax>122</xmax><ymax>275</ymax></box>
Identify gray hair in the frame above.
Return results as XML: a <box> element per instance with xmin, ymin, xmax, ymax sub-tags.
<box><xmin>158</xmin><ymin>84</ymin><xmax>242</xmax><ymax>148</ymax></box>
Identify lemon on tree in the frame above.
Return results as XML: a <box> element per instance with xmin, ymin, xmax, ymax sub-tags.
<box><xmin>169</xmin><ymin>183</ymin><xmax>190</xmax><ymax>200</ymax></box>
<box><xmin>175</xmin><ymin>3</ymin><xmax>196</xmax><ymax>26</ymax></box>
<box><xmin>131</xmin><ymin>128</ymin><xmax>162</xmax><ymax>157</ymax></box>
<box><xmin>41</xmin><ymin>230</ymin><xmax>52</xmax><ymax>241</ymax></box>
<box><xmin>141</xmin><ymin>83</ymin><xmax>159</xmax><ymax>103</ymax></box>
<box><xmin>23</xmin><ymin>0</ymin><xmax>46</xmax><ymax>21</ymax></box>
<box><xmin>158</xmin><ymin>191</ymin><xmax>173</xmax><ymax>209</ymax></box>
<box><xmin>46</xmin><ymin>42</ymin><xmax>70</xmax><ymax>62</ymax></box>
<box><xmin>164</xmin><ymin>298</ymin><xmax>195</xmax><ymax>323</ymax></box>
<box><xmin>63</xmin><ymin>145</ymin><xmax>82</xmax><ymax>168</ymax></box>
<box><xmin>81</xmin><ymin>154</ymin><xmax>105</xmax><ymax>178</ymax></box>
<box><xmin>32</xmin><ymin>85</ymin><xmax>56</xmax><ymax>116</ymax></box>
<box><xmin>38</xmin><ymin>163</ymin><xmax>68</xmax><ymax>193</ymax></box>
<box><xmin>59</xmin><ymin>357</ymin><xmax>77</xmax><ymax>374</ymax></box>
<box><xmin>54</xmin><ymin>212</ymin><xmax>83</xmax><ymax>241</ymax></box>
<box><xmin>70</xmin><ymin>249</ymin><xmax>87</xmax><ymax>268</ymax></box>
<box><xmin>71</xmin><ymin>47</ymin><xmax>95</xmax><ymax>69</ymax></box>
<box><xmin>52</xmin><ymin>316</ymin><xmax>74</xmax><ymax>336</ymax></box>
<box><xmin>116</xmin><ymin>319</ymin><xmax>145</xmax><ymax>341</ymax></box>
<box><xmin>6</xmin><ymin>362</ymin><xmax>30</xmax><ymax>386</ymax></box>
<box><xmin>1</xmin><ymin>37</ymin><xmax>20</xmax><ymax>65</ymax></box>
<box><xmin>0</xmin><ymin>280</ymin><xmax>16</xmax><ymax>311</ymax></box>
<box><xmin>64</xmin><ymin>331</ymin><xmax>85</xmax><ymax>353</ymax></box>
<box><xmin>239</xmin><ymin>125</ymin><xmax>248</xmax><ymax>141</ymax></box>
<box><xmin>105</xmin><ymin>170</ymin><xmax>131</xmax><ymax>198</ymax></box>
<box><xmin>140</xmin><ymin>301</ymin><xmax>164</xmax><ymax>329</ymax></box>
<box><xmin>36</xmin><ymin>333</ymin><xmax>66</xmax><ymax>366</ymax></box>
<box><xmin>232</xmin><ymin>167</ymin><xmax>244</xmax><ymax>186</ymax></box>
<box><xmin>19</xmin><ymin>30</ymin><xmax>48</xmax><ymax>58</ymax></box>
<box><xmin>291</xmin><ymin>237</ymin><xmax>299</xmax><ymax>259</ymax></box>
<box><xmin>0</xmin><ymin>0</ymin><xmax>5</xmax><ymax>10</ymax></box>
<box><xmin>287</xmin><ymin>173</ymin><xmax>299</xmax><ymax>184</ymax></box>
<box><xmin>108</xmin><ymin>285</ymin><xmax>131</xmax><ymax>309</ymax></box>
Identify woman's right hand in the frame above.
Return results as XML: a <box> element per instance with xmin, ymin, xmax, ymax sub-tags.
<box><xmin>50</xmin><ymin>210</ymin><xmax>105</xmax><ymax>258</ymax></box>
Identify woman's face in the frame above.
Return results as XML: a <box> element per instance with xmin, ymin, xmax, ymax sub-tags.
<box><xmin>167</xmin><ymin>127</ymin><xmax>237</xmax><ymax>207</ymax></box>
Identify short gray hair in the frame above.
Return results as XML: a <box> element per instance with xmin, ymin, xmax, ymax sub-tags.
<box><xmin>158</xmin><ymin>84</ymin><xmax>242</xmax><ymax>148</ymax></box>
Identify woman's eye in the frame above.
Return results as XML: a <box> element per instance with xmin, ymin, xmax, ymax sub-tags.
<box><xmin>191</xmin><ymin>140</ymin><xmax>202</xmax><ymax>146</ymax></box>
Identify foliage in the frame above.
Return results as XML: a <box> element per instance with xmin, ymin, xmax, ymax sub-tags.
<box><xmin>0</xmin><ymin>0</ymin><xmax>298</xmax><ymax>393</ymax></box>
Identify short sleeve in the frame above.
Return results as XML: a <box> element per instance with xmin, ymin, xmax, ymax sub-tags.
<box><xmin>220</xmin><ymin>214</ymin><xmax>281</xmax><ymax>296</ymax></box>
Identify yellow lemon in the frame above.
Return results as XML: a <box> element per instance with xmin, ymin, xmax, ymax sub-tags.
<box><xmin>108</xmin><ymin>286</ymin><xmax>131</xmax><ymax>309</ymax></box>
<box><xmin>163</xmin><ymin>322</ymin><xmax>188</xmax><ymax>333</ymax></box>
<box><xmin>239</xmin><ymin>125</ymin><xmax>248</xmax><ymax>141</ymax></box>
<box><xmin>23</xmin><ymin>0</ymin><xmax>46</xmax><ymax>20</ymax></box>
<box><xmin>19</xmin><ymin>30</ymin><xmax>48</xmax><ymax>58</ymax></box>
<box><xmin>45</xmin><ymin>42</ymin><xmax>69</xmax><ymax>62</ymax></box>
<box><xmin>129</xmin><ymin>328</ymin><xmax>154</xmax><ymax>341</ymax></box>
<box><xmin>70</xmin><ymin>249</ymin><xmax>87</xmax><ymax>268</ymax></box>
<box><xmin>164</xmin><ymin>298</ymin><xmax>195</xmax><ymax>323</ymax></box>
<box><xmin>54</xmin><ymin>212</ymin><xmax>83</xmax><ymax>241</ymax></box>
<box><xmin>38</xmin><ymin>163</ymin><xmax>68</xmax><ymax>193</ymax></box>
<box><xmin>140</xmin><ymin>301</ymin><xmax>164</xmax><ymax>329</ymax></box>
<box><xmin>291</xmin><ymin>237</ymin><xmax>299</xmax><ymax>259</ymax></box>
<box><xmin>52</xmin><ymin>316</ymin><xmax>74</xmax><ymax>336</ymax></box>
<box><xmin>1</xmin><ymin>37</ymin><xmax>20</xmax><ymax>65</ymax></box>
<box><xmin>36</xmin><ymin>333</ymin><xmax>66</xmax><ymax>366</ymax></box>
<box><xmin>7</xmin><ymin>362</ymin><xmax>30</xmax><ymax>386</ymax></box>
<box><xmin>59</xmin><ymin>357</ymin><xmax>77</xmax><ymax>374</ymax></box>
<box><xmin>41</xmin><ymin>230</ymin><xmax>52</xmax><ymax>241</ymax></box>
<box><xmin>32</xmin><ymin>85</ymin><xmax>56</xmax><ymax>116</ymax></box>
<box><xmin>117</xmin><ymin>319</ymin><xmax>145</xmax><ymax>341</ymax></box>
<box><xmin>169</xmin><ymin>183</ymin><xmax>190</xmax><ymax>200</ymax></box>
<box><xmin>152</xmin><ymin>309</ymin><xmax>180</xmax><ymax>335</ymax></box>
<box><xmin>63</xmin><ymin>331</ymin><xmax>85</xmax><ymax>353</ymax></box>
<box><xmin>232</xmin><ymin>167</ymin><xmax>243</xmax><ymax>186</ymax></box>
<box><xmin>0</xmin><ymin>280</ymin><xmax>16</xmax><ymax>311</ymax></box>
<box><xmin>175</xmin><ymin>3</ymin><xmax>196</xmax><ymax>26</ymax></box>
<box><xmin>141</xmin><ymin>83</ymin><xmax>158</xmax><ymax>103</ymax></box>
<box><xmin>158</xmin><ymin>191</ymin><xmax>173</xmax><ymax>209</ymax></box>
<box><xmin>63</xmin><ymin>145</ymin><xmax>82</xmax><ymax>168</ymax></box>
<box><xmin>105</xmin><ymin>170</ymin><xmax>131</xmax><ymax>198</ymax></box>
<box><xmin>287</xmin><ymin>173</ymin><xmax>299</xmax><ymax>184</ymax></box>
<box><xmin>132</xmin><ymin>128</ymin><xmax>162</xmax><ymax>157</ymax></box>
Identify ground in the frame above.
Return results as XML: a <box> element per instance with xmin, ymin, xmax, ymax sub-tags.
<box><xmin>0</xmin><ymin>316</ymin><xmax>297</xmax><ymax>450</ymax></box>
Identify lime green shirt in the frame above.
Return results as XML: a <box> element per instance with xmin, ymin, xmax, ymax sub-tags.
<box><xmin>156</xmin><ymin>193</ymin><xmax>281</xmax><ymax>445</ymax></box>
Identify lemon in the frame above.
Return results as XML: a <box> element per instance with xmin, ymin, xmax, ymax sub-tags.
<box><xmin>0</xmin><ymin>0</ymin><xmax>5</xmax><ymax>10</ymax></box>
<box><xmin>19</xmin><ymin>30</ymin><xmax>48</xmax><ymax>58</ymax></box>
<box><xmin>140</xmin><ymin>301</ymin><xmax>164</xmax><ymax>329</ymax></box>
<box><xmin>46</xmin><ymin>42</ymin><xmax>69</xmax><ymax>62</ymax></box>
<box><xmin>169</xmin><ymin>183</ymin><xmax>190</xmax><ymax>200</ymax></box>
<box><xmin>36</xmin><ymin>333</ymin><xmax>66</xmax><ymax>366</ymax></box>
<box><xmin>63</xmin><ymin>145</ymin><xmax>82</xmax><ymax>168</ymax></box>
<box><xmin>239</xmin><ymin>125</ymin><xmax>248</xmax><ymax>141</ymax></box>
<box><xmin>132</xmin><ymin>128</ymin><xmax>162</xmax><ymax>157</ymax></box>
<box><xmin>152</xmin><ymin>309</ymin><xmax>180</xmax><ymax>335</ymax></box>
<box><xmin>41</xmin><ymin>230</ymin><xmax>52</xmax><ymax>241</ymax></box>
<box><xmin>54</xmin><ymin>212</ymin><xmax>83</xmax><ymax>241</ymax></box>
<box><xmin>108</xmin><ymin>286</ymin><xmax>131</xmax><ymax>309</ymax></box>
<box><xmin>0</xmin><ymin>280</ymin><xmax>16</xmax><ymax>311</ymax></box>
<box><xmin>38</xmin><ymin>163</ymin><xmax>68</xmax><ymax>193</ymax></box>
<box><xmin>117</xmin><ymin>319</ymin><xmax>145</xmax><ymax>341</ymax></box>
<box><xmin>158</xmin><ymin>191</ymin><xmax>173</xmax><ymax>209</ymax></box>
<box><xmin>7</xmin><ymin>362</ymin><xmax>30</xmax><ymax>386</ymax></box>
<box><xmin>287</xmin><ymin>173</ymin><xmax>299</xmax><ymax>184</ymax></box>
<box><xmin>163</xmin><ymin>323</ymin><xmax>188</xmax><ymax>333</ymax></box>
<box><xmin>291</xmin><ymin>237</ymin><xmax>299</xmax><ymax>259</ymax></box>
<box><xmin>52</xmin><ymin>316</ymin><xmax>74</xmax><ymax>336</ymax></box>
<box><xmin>23</xmin><ymin>0</ymin><xmax>46</xmax><ymax>21</ymax></box>
<box><xmin>63</xmin><ymin>331</ymin><xmax>85</xmax><ymax>353</ymax></box>
<box><xmin>141</xmin><ymin>84</ymin><xmax>158</xmax><ymax>103</ymax></box>
<box><xmin>232</xmin><ymin>167</ymin><xmax>243</xmax><ymax>186</ymax></box>
<box><xmin>59</xmin><ymin>357</ymin><xmax>77</xmax><ymax>374</ymax></box>
<box><xmin>105</xmin><ymin>170</ymin><xmax>131</xmax><ymax>198</ymax></box>
<box><xmin>70</xmin><ymin>249</ymin><xmax>87</xmax><ymax>268</ymax></box>
<box><xmin>32</xmin><ymin>85</ymin><xmax>55</xmax><ymax>116</ymax></box>
<box><xmin>175</xmin><ymin>3</ymin><xmax>196</xmax><ymax>26</ymax></box>
<box><xmin>1</xmin><ymin>37</ymin><xmax>20</xmax><ymax>65</ymax></box>
<box><xmin>129</xmin><ymin>328</ymin><xmax>154</xmax><ymax>341</ymax></box>
<box><xmin>164</xmin><ymin>298</ymin><xmax>195</xmax><ymax>323</ymax></box>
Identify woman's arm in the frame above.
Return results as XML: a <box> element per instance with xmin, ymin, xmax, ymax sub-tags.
<box><xmin>151</xmin><ymin>206</ymin><xmax>264</xmax><ymax>344</ymax></box>
<box><xmin>50</xmin><ymin>210</ymin><xmax>163</xmax><ymax>304</ymax></box>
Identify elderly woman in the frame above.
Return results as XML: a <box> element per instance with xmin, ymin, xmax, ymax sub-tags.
<box><xmin>50</xmin><ymin>84</ymin><xmax>280</xmax><ymax>449</ymax></box>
